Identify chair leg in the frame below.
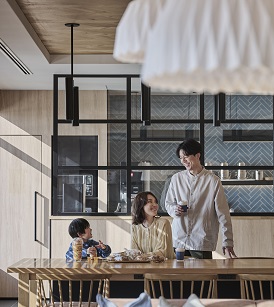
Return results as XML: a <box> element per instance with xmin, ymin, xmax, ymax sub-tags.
<box><xmin>240</xmin><ymin>280</ymin><xmax>245</xmax><ymax>299</ymax></box>
<box><xmin>250</xmin><ymin>281</ymin><xmax>255</xmax><ymax>300</ymax></box>
<box><xmin>200</xmin><ymin>281</ymin><xmax>205</xmax><ymax>298</ymax></box>
<box><xmin>88</xmin><ymin>280</ymin><xmax>93</xmax><ymax>306</ymax></box>
<box><xmin>103</xmin><ymin>279</ymin><xmax>110</xmax><ymax>298</ymax></box>
<box><xmin>212</xmin><ymin>280</ymin><xmax>218</xmax><ymax>299</ymax></box>
<box><xmin>179</xmin><ymin>281</ymin><xmax>183</xmax><ymax>299</ymax></box>
<box><xmin>151</xmin><ymin>281</ymin><xmax>156</xmax><ymax>298</ymax></box>
<box><xmin>168</xmin><ymin>281</ymin><xmax>172</xmax><ymax>299</ymax></box>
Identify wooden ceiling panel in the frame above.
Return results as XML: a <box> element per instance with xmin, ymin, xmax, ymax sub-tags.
<box><xmin>15</xmin><ymin>0</ymin><xmax>130</xmax><ymax>54</ymax></box>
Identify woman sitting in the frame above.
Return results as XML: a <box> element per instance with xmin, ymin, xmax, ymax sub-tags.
<box><xmin>131</xmin><ymin>191</ymin><xmax>175</xmax><ymax>259</ymax></box>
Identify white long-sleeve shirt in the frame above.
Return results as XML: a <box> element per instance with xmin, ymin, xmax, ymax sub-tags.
<box><xmin>165</xmin><ymin>168</ymin><xmax>234</xmax><ymax>251</ymax></box>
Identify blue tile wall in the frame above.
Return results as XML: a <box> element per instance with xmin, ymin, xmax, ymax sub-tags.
<box><xmin>109</xmin><ymin>94</ymin><xmax>274</xmax><ymax>213</ymax></box>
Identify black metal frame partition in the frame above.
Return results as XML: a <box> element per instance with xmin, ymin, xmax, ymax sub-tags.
<box><xmin>52</xmin><ymin>74</ymin><xmax>274</xmax><ymax>216</ymax></box>
<box><xmin>52</xmin><ymin>74</ymin><xmax>206</xmax><ymax>216</ymax></box>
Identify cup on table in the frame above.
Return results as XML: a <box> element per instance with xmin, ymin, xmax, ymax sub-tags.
<box><xmin>175</xmin><ymin>247</ymin><xmax>185</xmax><ymax>261</ymax></box>
<box><xmin>72</xmin><ymin>238</ymin><xmax>83</xmax><ymax>262</ymax></box>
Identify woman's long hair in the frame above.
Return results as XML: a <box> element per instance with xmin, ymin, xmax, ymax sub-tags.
<box><xmin>131</xmin><ymin>191</ymin><xmax>158</xmax><ymax>225</ymax></box>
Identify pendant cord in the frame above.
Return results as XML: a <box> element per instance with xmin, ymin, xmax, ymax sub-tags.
<box><xmin>71</xmin><ymin>24</ymin><xmax>73</xmax><ymax>77</ymax></box>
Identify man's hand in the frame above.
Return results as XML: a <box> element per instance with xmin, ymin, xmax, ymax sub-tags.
<box><xmin>175</xmin><ymin>204</ymin><xmax>184</xmax><ymax>216</ymax></box>
<box><xmin>223</xmin><ymin>246</ymin><xmax>237</xmax><ymax>258</ymax></box>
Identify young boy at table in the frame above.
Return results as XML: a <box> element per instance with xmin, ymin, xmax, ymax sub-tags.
<box><xmin>66</xmin><ymin>218</ymin><xmax>111</xmax><ymax>261</ymax></box>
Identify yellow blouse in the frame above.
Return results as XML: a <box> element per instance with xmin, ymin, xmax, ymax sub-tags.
<box><xmin>131</xmin><ymin>217</ymin><xmax>175</xmax><ymax>259</ymax></box>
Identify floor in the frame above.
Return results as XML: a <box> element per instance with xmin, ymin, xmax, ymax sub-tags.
<box><xmin>0</xmin><ymin>301</ymin><xmax>17</xmax><ymax>307</ymax></box>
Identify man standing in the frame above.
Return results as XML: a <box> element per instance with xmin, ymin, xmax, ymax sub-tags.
<box><xmin>165</xmin><ymin>139</ymin><xmax>236</xmax><ymax>259</ymax></box>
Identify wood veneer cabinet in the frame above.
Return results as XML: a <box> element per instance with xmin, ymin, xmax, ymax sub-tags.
<box><xmin>51</xmin><ymin>216</ymin><xmax>274</xmax><ymax>259</ymax></box>
<box><xmin>0</xmin><ymin>90</ymin><xmax>52</xmax><ymax>297</ymax></box>
<box><xmin>0</xmin><ymin>89</ymin><xmax>108</xmax><ymax>297</ymax></box>
<box><xmin>50</xmin><ymin>216</ymin><xmax>132</xmax><ymax>258</ymax></box>
<box><xmin>215</xmin><ymin>216</ymin><xmax>274</xmax><ymax>258</ymax></box>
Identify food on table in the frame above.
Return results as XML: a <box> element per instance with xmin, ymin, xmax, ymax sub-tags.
<box><xmin>107</xmin><ymin>249</ymin><xmax>166</xmax><ymax>263</ymax></box>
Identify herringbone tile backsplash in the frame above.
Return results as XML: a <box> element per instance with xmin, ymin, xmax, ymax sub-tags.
<box><xmin>109</xmin><ymin>94</ymin><xmax>273</xmax><ymax>213</ymax></box>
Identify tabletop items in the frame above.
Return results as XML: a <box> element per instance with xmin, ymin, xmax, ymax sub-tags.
<box><xmin>72</xmin><ymin>237</ymin><xmax>83</xmax><ymax>262</ymax></box>
<box><xmin>107</xmin><ymin>249</ymin><xmax>166</xmax><ymax>263</ymax></box>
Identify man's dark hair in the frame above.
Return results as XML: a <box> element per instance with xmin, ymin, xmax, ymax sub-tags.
<box><xmin>68</xmin><ymin>218</ymin><xmax>90</xmax><ymax>238</ymax></box>
<box><xmin>176</xmin><ymin>139</ymin><xmax>202</xmax><ymax>158</ymax></box>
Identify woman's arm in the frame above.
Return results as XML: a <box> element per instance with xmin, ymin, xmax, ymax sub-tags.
<box><xmin>131</xmin><ymin>225</ymin><xmax>141</xmax><ymax>250</ymax></box>
<box><xmin>151</xmin><ymin>219</ymin><xmax>175</xmax><ymax>259</ymax></box>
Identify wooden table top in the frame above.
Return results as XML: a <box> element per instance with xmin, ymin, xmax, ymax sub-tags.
<box><xmin>7</xmin><ymin>258</ymin><xmax>274</xmax><ymax>275</ymax></box>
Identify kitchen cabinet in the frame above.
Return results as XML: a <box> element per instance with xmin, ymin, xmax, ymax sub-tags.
<box><xmin>50</xmin><ymin>216</ymin><xmax>132</xmax><ymax>258</ymax></box>
<box><xmin>0</xmin><ymin>90</ymin><xmax>52</xmax><ymax>297</ymax></box>
<box><xmin>0</xmin><ymin>135</ymin><xmax>49</xmax><ymax>297</ymax></box>
<box><xmin>50</xmin><ymin>215</ymin><xmax>274</xmax><ymax>259</ymax></box>
<box><xmin>215</xmin><ymin>216</ymin><xmax>274</xmax><ymax>258</ymax></box>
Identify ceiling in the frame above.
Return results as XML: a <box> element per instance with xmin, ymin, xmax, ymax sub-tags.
<box><xmin>0</xmin><ymin>0</ymin><xmax>141</xmax><ymax>90</ymax></box>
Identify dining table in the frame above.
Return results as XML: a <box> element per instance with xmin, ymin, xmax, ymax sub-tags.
<box><xmin>7</xmin><ymin>257</ymin><xmax>274</xmax><ymax>307</ymax></box>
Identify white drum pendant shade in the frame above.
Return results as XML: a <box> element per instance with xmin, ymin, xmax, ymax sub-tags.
<box><xmin>142</xmin><ymin>0</ymin><xmax>274</xmax><ymax>94</ymax></box>
<box><xmin>113</xmin><ymin>0</ymin><xmax>166</xmax><ymax>63</ymax></box>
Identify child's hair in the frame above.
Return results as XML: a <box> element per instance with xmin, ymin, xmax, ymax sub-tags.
<box><xmin>68</xmin><ymin>218</ymin><xmax>90</xmax><ymax>238</ymax></box>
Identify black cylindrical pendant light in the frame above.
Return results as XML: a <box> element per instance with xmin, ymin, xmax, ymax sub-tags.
<box><xmin>72</xmin><ymin>86</ymin><xmax>79</xmax><ymax>126</ymax></box>
<box><xmin>213</xmin><ymin>92</ymin><xmax>226</xmax><ymax>126</ymax></box>
<box><xmin>219</xmin><ymin>92</ymin><xmax>226</xmax><ymax>122</ymax></box>
<box><xmin>65</xmin><ymin>23</ymin><xmax>80</xmax><ymax>124</ymax></box>
<box><xmin>141</xmin><ymin>82</ymin><xmax>151</xmax><ymax>126</ymax></box>
<box><xmin>213</xmin><ymin>94</ymin><xmax>220</xmax><ymax>126</ymax></box>
<box><xmin>65</xmin><ymin>76</ymin><xmax>74</xmax><ymax>120</ymax></box>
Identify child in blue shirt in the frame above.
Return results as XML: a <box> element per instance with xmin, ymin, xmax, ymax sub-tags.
<box><xmin>66</xmin><ymin>218</ymin><xmax>111</xmax><ymax>261</ymax></box>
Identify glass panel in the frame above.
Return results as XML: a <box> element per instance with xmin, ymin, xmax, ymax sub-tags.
<box><xmin>54</xmin><ymin>169</ymin><xmax>129</xmax><ymax>215</ymax></box>
<box><xmin>204</xmin><ymin>123</ymin><xmax>273</xmax><ymax>167</ymax></box>
<box><xmin>56</xmin><ymin>173</ymin><xmax>98</xmax><ymax>215</ymax></box>
<box><xmin>57</xmin><ymin>124</ymin><xmax>127</xmax><ymax>166</ymax></box>
<box><xmin>58</xmin><ymin>78</ymin><xmax>128</xmax><ymax>120</ymax></box>
<box><xmin>57</xmin><ymin>136</ymin><xmax>98</xmax><ymax>166</ymax></box>
<box><xmin>108</xmin><ymin>169</ymin><xmax>127</xmax><ymax>214</ymax></box>
<box><xmin>108</xmin><ymin>91</ymin><xmax>127</xmax><ymax>120</ymax></box>
<box><xmin>108</xmin><ymin>123</ymin><xmax>127</xmax><ymax>166</ymax></box>
<box><xmin>131</xmin><ymin>169</ymin><xmax>180</xmax><ymax>214</ymax></box>
<box><xmin>204</xmin><ymin>94</ymin><xmax>273</xmax><ymax>120</ymax></box>
<box><xmin>131</xmin><ymin>123</ymin><xmax>200</xmax><ymax>166</ymax></box>
<box><xmin>131</xmin><ymin>93</ymin><xmax>200</xmax><ymax>120</ymax></box>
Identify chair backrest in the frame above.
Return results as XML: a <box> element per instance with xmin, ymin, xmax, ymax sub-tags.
<box><xmin>238</xmin><ymin>274</ymin><xmax>274</xmax><ymax>300</ymax></box>
<box><xmin>36</xmin><ymin>273</ymin><xmax>112</xmax><ymax>307</ymax></box>
<box><xmin>144</xmin><ymin>273</ymin><xmax>218</xmax><ymax>299</ymax></box>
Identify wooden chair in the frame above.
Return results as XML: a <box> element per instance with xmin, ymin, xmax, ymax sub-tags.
<box><xmin>144</xmin><ymin>273</ymin><xmax>218</xmax><ymax>299</ymax></box>
<box><xmin>36</xmin><ymin>273</ymin><xmax>112</xmax><ymax>307</ymax></box>
<box><xmin>239</xmin><ymin>274</ymin><xmax>274</xmax><ymax>300</ymax></box>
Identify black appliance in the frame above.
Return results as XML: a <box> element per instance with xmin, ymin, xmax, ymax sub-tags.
<box><xmin>120</xmin><ymin>162</ymin><xmax>143</xmax><ymax>201</ymax></box>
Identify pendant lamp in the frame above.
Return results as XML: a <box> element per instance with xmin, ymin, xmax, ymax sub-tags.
<box><xmin>113</xmin><ymin>0</ymin><xmax>166</xmax><ymax>63</ymax></box>
<box><xmin>141</xmin><ymin>0</ymin><xmax>274</xmax><ymax>94</ymax></box>
<box><xmin>65</xmin><ymin>23</ymin><xmax>80</xmax><ymax>126</ymax></box>
<box><xmin>141</xmin><ymin>82</ymin><xmax>151</xmax><ymax>126</ymax></box>
<box><xmin>137</xmin><ymin>0</ymin><xmax>274</xmax><ymax>95</ymax></box>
